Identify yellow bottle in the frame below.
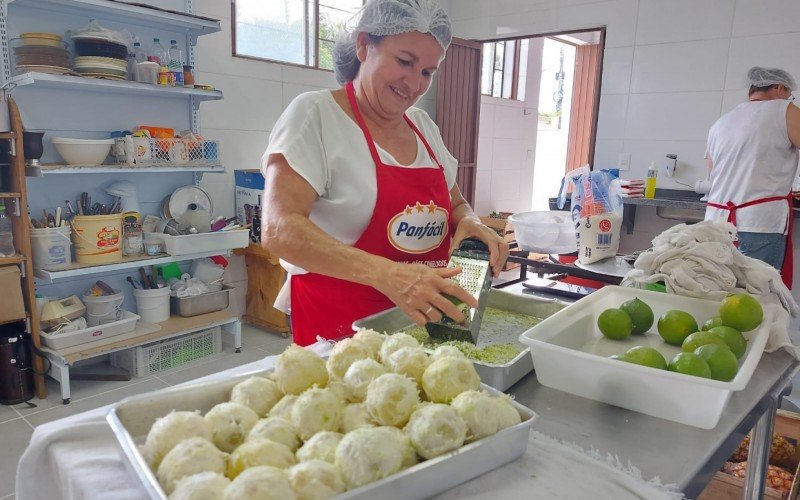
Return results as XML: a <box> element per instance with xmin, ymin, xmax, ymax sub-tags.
<box><xmin>644</xmin><ymin>161</ymin><xmax>657</xmax><ymax>198</ymax></box>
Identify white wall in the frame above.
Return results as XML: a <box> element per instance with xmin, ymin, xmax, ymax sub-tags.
<box><xmin>474</xmin><ymin>38</ymin><xmax>544</xmax><ymax>216</ymax></box>
<box><xmin>450</xmin><ymin>0</ymin><xmax>800</xmax><ymax>249</ymax></box>
<box><xmin>191</xmin><ymin>0</ymin><xmax>440</xmax><ymax>219</ymax></box>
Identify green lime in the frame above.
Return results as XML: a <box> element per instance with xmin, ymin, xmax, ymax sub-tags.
<box><xmin>681</xmin><ymin>331</ymin><xmax>729</xmax><ymax>353</ymax></box>
<box><xmin>597</xmin><ymin>308</ymin><xmax>633</xmax><ymax>340</ymax></box>
<box><xmin>620</xmin><ymin>298</ymin><xmax>654</xmax><ymax>334</ymax></box>
<box><xmin>668</xmin><ymin>352</ymin><xmax>712</xmax><ymax>378</ymax></box>
<box><xmin>657</xmin><ymin>310</ymin><xmax>699</xmax><ymax>346</ymax></box>
<box><xmin>701</xmin><ymin>316</ymin><xmax>725</xmax><ymax>331</ymax></box>
<box><xmin>708</xmin><ymin>326</ymin><xmax>747</xmax><ymax>359</ymax></box>
<box><xmin>720</xmin><ymin>294</ymin><xmax>763</xmax><ymax>332</ymax></box>
<box><xmin>624</xmin><ymin>346</ymin><xmax>667</xmax><ymax>370</ymax></box>
<box><xmin>694</xmin><ymin>344</ymin><xmax>739</xmax><ymax>381</ymax></box>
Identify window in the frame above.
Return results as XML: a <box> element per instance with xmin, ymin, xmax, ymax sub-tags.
<box><xmin>480</xmin><ymin>39</ymin><xmax>528</xmax><ymax>100</ymax></box>
<box><xmin>233</xmin><ymin>0</ymin><xmax>363</xmax><ymax>70</ymax></box>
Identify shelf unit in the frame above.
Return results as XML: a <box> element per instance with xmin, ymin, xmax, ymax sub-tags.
<box><xmin>0</xmin><ymin>254</ymin><xmax>23</xmax><ymax>265</ymax></box>
<box><xmin>1</xmin><ymin>0</ymin><xmax>240</xmax><ymax>403</ymax></box>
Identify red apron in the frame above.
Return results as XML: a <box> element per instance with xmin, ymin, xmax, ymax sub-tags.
<box><xmin>290</xmin><ymin>81</ymin><xmax>452</xmax><ymax>346</ymax></box>
<box><xmin>707</xmin><ymin>193</ymin><xmax>793</xmax><ymax>288</ymax></box>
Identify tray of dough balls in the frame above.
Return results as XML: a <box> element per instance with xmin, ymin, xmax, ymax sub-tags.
<box><xmin>107</xmin><ymin>329</ymin><xmax>537</xmax><ymax>500</ymax></box>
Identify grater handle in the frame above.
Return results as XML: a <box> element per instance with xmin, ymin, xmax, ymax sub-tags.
<box><xmin>456</xmin><ymin>237</ymin><xmax>489</xmax><ymax>255</ymax></box>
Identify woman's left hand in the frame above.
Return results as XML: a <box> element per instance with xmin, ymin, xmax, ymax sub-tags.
<box><xmin>449</xmin><ymin>218</ymin><xmax>510</xmax><ymax>277</ymax></box>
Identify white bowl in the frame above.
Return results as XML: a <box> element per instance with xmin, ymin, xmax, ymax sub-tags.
<box><xmin>509</xmin><ymin>211</ymin><xmax>577</xmax><ymax>254</ymax></box>
<box><xmin>52</xmin><ymin>137</ymin><xmax>114</xmax><ymax>166</ymax></box>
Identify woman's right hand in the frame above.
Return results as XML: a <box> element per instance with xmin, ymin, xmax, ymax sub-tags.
<box><xmin>374</xmin><ymin>262</ymin><xmax>479</xmax><ymax>326</ymax></box>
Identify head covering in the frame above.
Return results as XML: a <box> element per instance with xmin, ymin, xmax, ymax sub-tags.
<box><xmin>747</xmin><ymin>66</ymin><xmax>796</xmax><ymax>90</ymax></box>
<box><xmin>332</xmin><ymin>0</ymin><xmax>452</xmax><ymax>85</ymax></box>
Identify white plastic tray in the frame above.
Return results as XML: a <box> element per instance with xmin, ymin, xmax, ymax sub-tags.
<box><xmin>519</xmin><ymin>286</ymin><xmax>771</xmax><ymax>429</ymax></box>
<box><xmin>146</xmin><ymin>230</ymin><xmax>249</xmax><ymax>256</ymax></box>
<box><xmin>40</xmin><ymin>310</ymin><xmax>140</xmax><ymax>350</ymax></box>
<box><xmin>107</xmin><ymin>367</ymin><xmax>536</xmax><ymax>500</ymax></box>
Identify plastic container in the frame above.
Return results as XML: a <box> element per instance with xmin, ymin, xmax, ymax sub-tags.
<box><xmin>82</xmin><ymin>291</ymin><xmax>124</xmax><ymax>327</ymax></box>
<box><xmin>40</xmin><ymin>310</ymin><xmax>139</xmax><ymax>350</ymax></box>
<box><xmin>133</xmin><ymin>287</ymin><xmax>171</xmax><ymax>323</ymax></box>
<box><xmin>519</xmin><ymin>286</ymin><xmax>771</xmax><ymax>429</ymax></box>
<box><xmin>0</xmin><ymin>205</ymin><xmax>15</xmax><ymax>257</ymax></box>
<box><xmin>508</xmin><ymin>211</ymin><xmax>577</xmax><ymax>254</ymax></box>
<box><xmin>171</xmin><ymin>287</ymin><xmax>230</xmax><ymax>317</ymax></box>
<box><xmin>146</xmin><ymin>229</ymin><xmax>249</xmax><ymax>256</ymax></box>
<box><xmin>645</xmin><ymin>161</ymin><xmax>657</xmax><ymax>198</ymax></box>
<box><xmin>71</xmin><ymin>214</ymin><xmax>123</xmax><ymax>264</ymax></box>
<box><xmin>52</xmin><ymin>137</ymin><xmax>114</xmax><ymax>166</ymax></box>
<box><xmin>110</xmin><ymin>326</ymin><xmax>222</xmax><ymax>377</ymax></box>
<box><xmin>30</xmin><ymin>225</ymin><xmax>71</xmax><ymax>270</ymax></box>
<box><xmin>135</xmin><ymin>61</ymin><xmax>158</xmax><ymax>84</ymax></box>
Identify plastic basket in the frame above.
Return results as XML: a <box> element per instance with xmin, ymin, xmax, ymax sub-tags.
<box><xmin>110</xmin><ymin>326</ymin><xmax>221</xmax><ymax>377</ymax></box>
<box><xmin>113</xmin><ymin>137</ymin><xmax>221</xmax><ymax>168</ymax></box>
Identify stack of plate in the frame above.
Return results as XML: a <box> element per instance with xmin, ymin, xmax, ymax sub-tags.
<box><xmin>12</xmin><ymin>33</ymin><xmax>71</xmax><ymax>75</ymax></box>
<box><xmin>72</xmin><ymin>34</ymin><xmax>129</xmax><ymax>80</ymax></box>
<box><xmin>73</xmin><ymin>56</ymin><xmax>127</xmax><ymax>80</ymax></box>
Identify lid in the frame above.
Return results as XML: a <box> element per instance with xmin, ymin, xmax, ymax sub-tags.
<box><xmin>183</xmin><ymin>65</ymin><xmax>193</xmax><ymax>70</ymax></box>
<box><xmin>134</xmin><ymin>42</ymin><xmax>141</xmax><ymax>46</ymax></box>
<box><xmin>153</xmin><ymin>38</ymin><xmax>160</xmax><ymax>42</ymax></box>
<box><xmin>170</xmin><ymin>40</ymin><xmax>177</xmax><ymax>44</ymax></box>
<box><xmin>21</xmin><ymin>32</ymin><xmax>62</xmax><ymax>41</ymax></box>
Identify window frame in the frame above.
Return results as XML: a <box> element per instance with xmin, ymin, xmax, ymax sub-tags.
<box><xmin>481</xmin><ymin>39</ymin><xmax>522</xmax><ymax>100</ymax></box>
<box><xmin>230</xmin><ymin>0</ymin><xmax>360</xmax><ymax>71</ymax></box>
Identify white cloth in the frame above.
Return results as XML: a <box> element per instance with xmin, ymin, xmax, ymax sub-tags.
<box><xmin>16</xmin><ymin>347</ymin><xmax>682</xmax><ymax>500</ymax></box>
<box><xmin>621</xmin><ymin>220</ymin><xmax>800</xmax><ymax>359</ymax></box>
<box><xmin>262</xmin><ymin>90</ymin><xmax>459</xmax><ymax>313</ymax></box>
<box><xmin>706</xmin><ymin>99</ymin><xmax>799</xmax><ymax>233</ymax></box>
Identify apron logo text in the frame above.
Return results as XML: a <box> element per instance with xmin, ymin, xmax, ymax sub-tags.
<box><xmin>387</xmin><ymin>201</ymin><xmax>449</xmax><ymax>254</ymax></box>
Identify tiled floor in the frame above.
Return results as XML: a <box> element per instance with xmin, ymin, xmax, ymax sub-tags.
<box><xmin>0</xmin><ymin>324</ymin><xmax>291</xmax><ymax>499</ymax></box>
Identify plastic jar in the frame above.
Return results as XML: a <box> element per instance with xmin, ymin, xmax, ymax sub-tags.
<box><xmin>183</xmin><ymin>65</ymin><xmax>195</xmax><ymax>86</ymax></box>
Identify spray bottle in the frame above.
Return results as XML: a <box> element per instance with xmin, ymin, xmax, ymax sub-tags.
<box><xmin>645</xmin><ymin>161</ymin><xmax>657</xmax><ymax>198</ymax></box>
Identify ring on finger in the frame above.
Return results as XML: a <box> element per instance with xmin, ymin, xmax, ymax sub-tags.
<box><xmin>424</xmin><ymin>306</ymin><xmax>435</xmax><ymax>315</ymax></box>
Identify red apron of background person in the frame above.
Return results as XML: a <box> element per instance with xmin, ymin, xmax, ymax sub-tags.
<box><xmin>290</xmin><ymin>82</ymin><xmax>453</xmax><ymax>346</ymax></box>
<box><xmin>707</xmin><ymin>193</ymin><xmax>793</xmax><ymax>288</ymax></box>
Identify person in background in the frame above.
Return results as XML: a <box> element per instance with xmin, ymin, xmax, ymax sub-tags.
<box><xmin>705</xmin><ymin>66</ymin><xmax>800</xmax><ymax>288</ymax></box>
<box><xmin>260</xmin><ymin>0</ymin><xmax>509</xmax><ymax>346</ymax></box>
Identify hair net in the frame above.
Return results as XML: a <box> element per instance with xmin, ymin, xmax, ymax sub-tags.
<box><xmin>332</xmin><ymin>0</ymin><xmax>452</xmax><ymax>85</ymax></box>
<box><xmin>747</xmin><ymin>66</ymin><xmax>796</xmax><ymax>90</ymax></box>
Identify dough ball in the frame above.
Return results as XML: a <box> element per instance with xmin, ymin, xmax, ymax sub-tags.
<box><xmin>291</xmin><ymin>388</ymin><xmax>344</xmax><ymax>441</ymax></box>
<box><xmin>326</xmin><ymin>338</ymin><xmax>372</xmax><ymax>380</ymax></box>
<box><xmin>169</xmin><ymin>471</ymin><xmax>230</xmax><ymax>500</ymax></box>
<box><xmin>157</xmin><ymin>438</ymin><xmax>227</xmax><ymax>495</ymax></box>
<box><xmin>295</xmin><ymin>431</ymin><xmax>343</xmax><ymax>464</ymax></box>
<box><xmin>325</xmin><ymin>380</ymin><xmax>349</xmax><ymax>403</ymax></box>
<box><xmin>365</xmin><ymin>373</ymin><xmax>420</xmax><ymax>427</ymax></box>
<box><xmin>274</xmin><ymin>345</ymin><xmax>328</xmax><ymax>395</ymax></box>
<box><xmin>384</xmin><ymin>346</ymin><xmax>428</xmax><ymax>383</ymax></box>
<box><xmin>204</xmin><ymin>402</ymin><xmax>260</xmax><ymax>453</ymax></box>
<box><xmin>494</xmin><ymin>395</ymin><xmax>522</xmax><ymax>430</ymax></box>
<box><xmin>247</xmin><ymin>417</ymin><xmax>300</xmax><ymax>452</ymax></box>
<box><xmin>351</xmin><ymin>329</ymin><xmax>385</xmax><ymax>360</ymax></box>
<box><xmin>223</xmin><ymin>466</ymin><xmax>296</xmax><ymax>500</ymax></box>
<box><xmin>268</xmin><ymin>394</ymin><xmax>298</xmax><ymax>421</ymax></box>
<box><xmin>450</xmin><ymin>390</ymin><xmax>502</xmax><ymax>442</ymax></box>
<box><xmin>334</xmin><ymin>427</ymin><xmax>405</xmax><ymax>489</ymax></box>
<box><xmin>429</xmin><ymin>345</ymin><xmax>466</xmax><ymax>363</ymax></box>
<box><xmin>145</xmin><ymin>410</ymin><xmax>212</xmax><ymax>468</ymax></box>
<box><xmin>226</xmin><ymin>438</ymin><xmax>296</xmax><ymax>479</ymax></box>
<box><xmin>380</xmin><ymin>333</ymin><xmax>420</xmax><ymax>363</ymax></box>
<box><xmin>230</xmin><ymin>376</ymin><xmax>283</xmax><ymax>417</ymax></box>
<box><xmin>405</xmin><ymin>404</ymin><xmax>467</xmax><ymax>459</ymax></box>
<box><xmin>287</xmin><ymin>460</ymin><xmax>346</xmax><ymax>500</ymax></box>
<box><xmin>371</xmin><ymin>426</ymin><xmax>418</xmax><ymax>469</ymax></box>
<box><xmin>421</xmin><ymin>357</ymin><xmax>481</xmax><ymax>404</ymax></box>
<box><xmin>343</xmin><ymin>358</ymin><xmax>386</xmax><ymax>402</ymax></box>
<box><xmin>341</xmin><ymin>403</ymin><xmax>376</xmax><ymax>433</ymax></box>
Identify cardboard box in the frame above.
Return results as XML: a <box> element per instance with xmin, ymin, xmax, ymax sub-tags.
<box><xmin>234</xmin><ymin>169</ymin><xmax>263</xmax><ymax>242</ymax></box>
<box><xmin>699</xmin><ymin>410</ymin><xmax>800</xmax><ymax>500</ymax></box>
<box><xmin>0</xmin><ymin>266</ymin><xmax>26</xmax><ymax>323</ymax></box>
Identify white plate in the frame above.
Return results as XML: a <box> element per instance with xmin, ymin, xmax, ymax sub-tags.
<box><xmin>574</xmin><ymin>255</ymin><xmax>634</xmax><ymax>278</ymax></box>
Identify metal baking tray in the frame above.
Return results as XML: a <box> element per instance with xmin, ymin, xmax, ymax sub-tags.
<box><xmin>353</xmin><ymin>289</ymin><xmax>567</xmax><ymax>391</ymax></box>
<box><xmin>170</xmin><ymin>286</ymin><xmax>230</xmax><ymax>317</ymax></box>
<box><xmin>106</xmin><ymin>368</ymin><xmax>536</xmax><ymax>500</ymax></box>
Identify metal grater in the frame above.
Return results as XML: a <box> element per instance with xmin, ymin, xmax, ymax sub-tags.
<box><xmin>425</xmin><ymin>238</ymin><xmax>493</xmax><ymax>343</ymax></box>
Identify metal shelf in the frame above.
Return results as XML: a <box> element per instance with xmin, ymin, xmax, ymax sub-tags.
<box><xmin>7</xmin><ymin>73</ymin><xmax>224</xmax><ymax>101</ymax></box>
<box><xmin>35</xmin><ymin>249</ymin><xmax>233</xmax><ymax>283</ymax></box>
<box><xmin>39</xmin><ymin>164</ymin><xmax>225</xmax><ymax>174</ymax></box>
<box><xmin>8</xmin><ymin>0</ymin><xmax>220</xmax><ymax>37</ymax></box>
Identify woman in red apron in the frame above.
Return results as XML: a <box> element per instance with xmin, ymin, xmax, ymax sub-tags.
<box><xmin>260</xmin><ymin>1</ymin><xmax>508</xmax><ymax>345</ymax></box>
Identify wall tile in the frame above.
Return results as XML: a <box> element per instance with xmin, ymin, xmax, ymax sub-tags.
<box><xmin>477</xmin><ymin>127</ymin><xmax>493</xmax><ymax>172</ymax></box>
<box><xmin>556</xmin><ymin>0</ymin><xmax>638</xmax><ymax>48</ymax></box>
<box><xmin>194</xmin><ymin>0</ymin><xmax>232</xmax><ymax>20</ymax></box>
<box><xmin>593</xmin><ymin>139</ymin><xmax>624</xmax><ymax>170</ymax></box>
<box><xmin>492</xmin><ymin>104</ymin><xmax>528</xmax><ymax>139</ymax></box>
<box><xmin>197</xmin><ymin>72</ymin><xmax>284</xmax><ymax>131</ymax></box>
<box><xmin>491</xmin><ymin>138</ymin><xmax>526</xmax><ymax>170</ymax></box>
<box><xmin>282</xmin><ymin>83</ymin><xmax>329</xmax><ymax>106</ymax></box>
<box><xmin>281</xmin><ymin>65</ymin><xmax>338</xmax><ymax>88</ymax></box>
<box><xmin>725</xmin><ymin>33</ymin><xmax>800</xmax><ymax>90</ymax></box>
<box><xmin>635</xmin><ymin>0</ymin><xmax>734</xmax><ymax>45</ymax></box>
<box><xmin>622</xmin><ymin>139</ymin><xmax>709</xmax><ymax>188</ymax></box>
<box><xmin>732</xmin><ymin>0</ymin><xmax>800</xmax><ymax>37</ymax></box>
<box><xmin>720</xmin><ymin>89</ymin><xmax>747</xmax><ymax>115</ymax></box>
<box><xmin>600</xmin><ymin>47</ymin><xmax>633</xmax><ymax>95</ymax></box>
<box><xmin>595</xmin><ymin>94</ymin><xmax>628</xmax><ymax>140</ymax></box>
<box><xmin>490</xmin><ymin>169</ymin><xmax>525</xmax><ymax>211</ymax></box>
<box><xmin>624</xmin><ymin>92</ymin><xmax>722</xmax><ymax>141</ymax></box>
<box><xmin>631</xmin><ymin>39</ymin><xmax>729</xmax><ymax>93</ymax></box>
<box><xmin>475</xmin><ymin>169</ymin><xmax>492</xmax><ymax>203</ymax></box>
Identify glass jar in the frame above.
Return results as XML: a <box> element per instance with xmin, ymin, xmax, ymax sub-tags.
<box><xmin>183</xmin><ymin>65</ymin><xmax>195</xmax><ymax>87</ymax></box>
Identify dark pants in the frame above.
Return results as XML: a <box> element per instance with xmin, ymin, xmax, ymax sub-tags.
<box><xmin>737</xmin><ymin>232</ymin><xmax>786</xmax><ymax>270</ymax></box>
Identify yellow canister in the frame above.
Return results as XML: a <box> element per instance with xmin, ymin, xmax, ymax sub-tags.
<box><xmin>71</xmin><ymin>214</ymin><xmax>123</xmax><ymax>264</ymax></box>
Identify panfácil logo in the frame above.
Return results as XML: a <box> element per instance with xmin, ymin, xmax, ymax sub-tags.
<box><xmin>387</xmin><ymin>201</ymin><xmax>449</xmax><ymax>254</ymax></box>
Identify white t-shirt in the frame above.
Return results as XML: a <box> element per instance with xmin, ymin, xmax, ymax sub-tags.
<box><xmin>706</xmin><ymin>100</ymin><xmax>799</xmax><ymax>233</ymax></box>
<box><xmin>262</xmin><ymin>89</ymin><xmax>458</xmax><ymax>289</ymax></box>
